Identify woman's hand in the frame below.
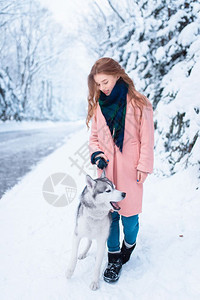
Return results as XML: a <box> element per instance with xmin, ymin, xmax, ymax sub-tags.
<box><xmin>95</xmin><ymin>153</ymin><xmax>109</xmax><ymax>169</ymax></box>
<box><xmin>95</xmin><ymin>153</ymin><xmax>109</xmax><ymax>163</ymax></box>
<box><xmin>136</xmin><ymin>170</ymin><xmax>148</xmax><ymax>184</ymax></box>
<box><xmin>91</xmin><ymin>151</ymin><xmax>109</xmax><ymax>170</ymax></box>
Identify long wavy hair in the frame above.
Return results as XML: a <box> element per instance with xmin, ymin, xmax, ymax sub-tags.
<box><xmin>86</xmin><ymin>57</ymin><xmax>149</xmax><ymax>128</ymax></box>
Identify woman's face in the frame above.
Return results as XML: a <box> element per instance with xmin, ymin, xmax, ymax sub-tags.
<box><xmin>94</xmin><ymin>73</ymin><xmax>119</xmax><ymax>96</ymax></box>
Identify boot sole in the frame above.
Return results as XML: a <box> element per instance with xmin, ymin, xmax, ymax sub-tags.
<box><xmin>103</xmin><ymin>269</ymin><xmax>122</xmax><ymax>283</ymax></box>
<box><xmin>103</xmin><ymin>276</ymin><xmax>120</xmax><ymax>283</ymax></box>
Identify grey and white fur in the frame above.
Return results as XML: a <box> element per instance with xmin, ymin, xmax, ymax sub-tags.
<box><xmin>66</xmin><ymin>169</ymin><xmax>126</xmax><ymax>290</ymax></box>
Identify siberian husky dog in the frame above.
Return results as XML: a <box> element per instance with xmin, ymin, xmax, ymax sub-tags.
<box><xmin>66</xmin><ymin>170</ymin><xmax>126</xmax><ymax>290</ymax></box>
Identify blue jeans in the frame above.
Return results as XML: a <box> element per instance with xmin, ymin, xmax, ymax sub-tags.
<box><xmin>107</xmin><ymin>211</ymin><xmax>139</xmax><ymax>252</ymax></box>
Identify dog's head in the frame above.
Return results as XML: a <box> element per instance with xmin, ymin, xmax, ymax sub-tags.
<box><xmin>85</xmin><ymin>171</ymin><xmax>126</xmax><ymax>212</ymax></box>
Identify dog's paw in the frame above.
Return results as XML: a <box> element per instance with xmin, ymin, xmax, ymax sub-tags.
<box><xmin>90</xmin><ymin>281</ymin><xmax>99</xmax><ymax>291</ymax></box>
<box><xmin>65</xmin><ymin>268</ymin><xmax>74</xmax><ymax>279</ymax></box>
<box><xmin>78</xmin><ymin>253</ymin><xmax>87</xmax><ymax>260</ymax></box>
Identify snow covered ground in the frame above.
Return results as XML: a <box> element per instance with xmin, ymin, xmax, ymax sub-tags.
<box><xmin>0</xmin><ymin>121</ymin><xmax>200</xmax><ymax>300</ymax></box>
<box><xmin>0</xmin><ymin>119</ymin><xmax>85</xmax><ymax>132</ymax></box>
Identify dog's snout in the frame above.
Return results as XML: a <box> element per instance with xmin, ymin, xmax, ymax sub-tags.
<box><xmin>121</xmin><ymin>192</ymin><xmax>126</xmax><ymax>198</ymax></box>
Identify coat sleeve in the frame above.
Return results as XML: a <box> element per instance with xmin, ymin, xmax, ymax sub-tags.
<box><xmin>89</xmin><ymin>109</ymin><xmax>103</xmax><ymax>157</ymax></box>
<box><xmin>137</xmin><ymin>103</ymin><xmax>154</xmax><ymax>174</ymax></box>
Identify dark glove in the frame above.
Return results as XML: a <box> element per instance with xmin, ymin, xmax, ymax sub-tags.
<box><xmin>91</xmin><ymin>151</ymin><xmax>108</xmax><ymax>170</ymax></box>
<box><xmin>95</xmin><ymin>156</ymin><xmax>108</xmax><ymax>169</ymax></box>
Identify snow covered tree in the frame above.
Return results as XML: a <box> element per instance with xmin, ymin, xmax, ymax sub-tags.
<box><xmin>0</xmin><ymin>0</ymin><xmax>74</xmax><ymax>121</ymax></box>
<box><xmin>81</xmin><ymin>0</ymin><xmax>200</xmax><ymax>175</ymax></box>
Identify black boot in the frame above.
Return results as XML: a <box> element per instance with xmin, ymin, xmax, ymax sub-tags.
<box><xmin>103</xmin><ymin>252</ymin><xmax>122</xmax><ymax>283</ymax></box>
<box><xmin>121</xmin><ymin>240</ymin><xmax>136</xmax><ymax>265</ymax></box>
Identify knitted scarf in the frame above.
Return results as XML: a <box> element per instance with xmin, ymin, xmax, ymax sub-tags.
<box><xmin>98</xmin><ymin>78</ymin><xmax>128</xmax><ymax>152</ymax></box>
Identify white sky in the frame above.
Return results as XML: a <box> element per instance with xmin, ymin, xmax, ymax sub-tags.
<box><xmin>38</xmin><ymin>0</ymin><xmax>112</xmax><ymax>31</ymax></box>
<box><xmin>38</xmin><ymin>0</ymin><xmax>90</xmax><ymax>31</ymax></box>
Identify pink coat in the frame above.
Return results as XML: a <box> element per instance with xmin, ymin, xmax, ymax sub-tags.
<box><xmin>89</xmin><ymin>94</ymin><xmax>154</xmax><ymax>217</ymax></box>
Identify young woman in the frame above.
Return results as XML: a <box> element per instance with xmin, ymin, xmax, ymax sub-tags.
<box><xmin>86</xmin><ymin>57</ymin><xmax>154</xmax><ymax>283</ymax></box>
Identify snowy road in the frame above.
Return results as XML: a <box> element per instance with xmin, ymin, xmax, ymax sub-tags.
<box><xmin>0</xmin><ymin>122</ymin><xmax>83</xmax><ymax>199</ymax></box>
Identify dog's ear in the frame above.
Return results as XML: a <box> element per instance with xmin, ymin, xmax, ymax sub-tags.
<box><xmin>86</xmin><ymin>174</ymin><xmax>96</xmax><ymax>191</ymax></box>
<box><xmin>100</xmin><ymin>169</ymin><xmax>106</xmax><ymax>178</ymax></box>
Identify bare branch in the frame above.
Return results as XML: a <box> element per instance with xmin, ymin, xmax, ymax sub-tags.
<box><xmin>94</xmin><ymin>1</ymin><xmax>107</xmax><ymax>23</ymax></box>
<box><xmin>106</xmin><ymin>0</ymin><xmax>125</xmax><ymax>23</ymax></box>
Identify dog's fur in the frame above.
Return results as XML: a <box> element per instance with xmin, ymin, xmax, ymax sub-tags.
<box><xmin>66</xmin><ymin>170</ymin><xmax>126</xmax><ymax>290</ymax></box>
